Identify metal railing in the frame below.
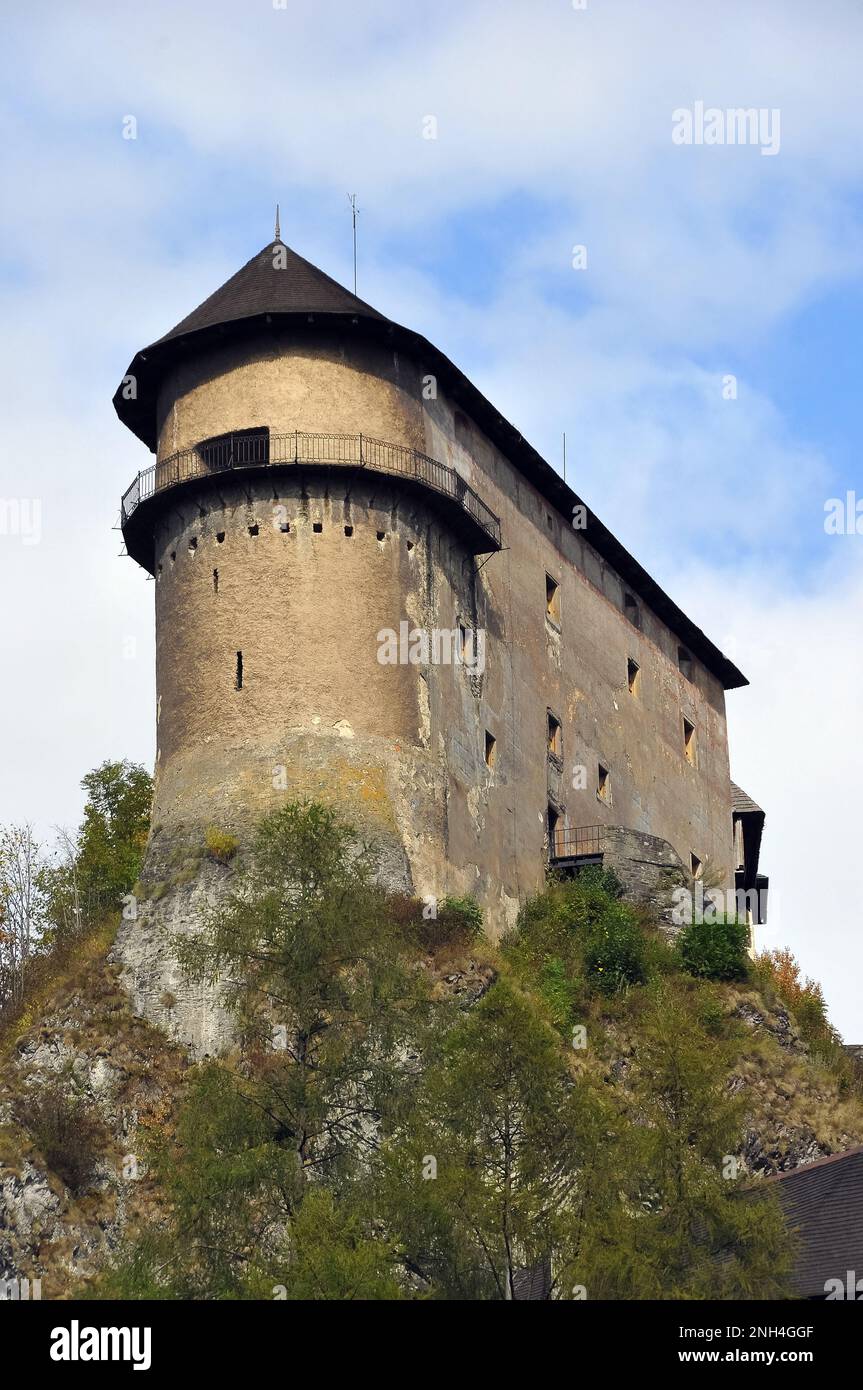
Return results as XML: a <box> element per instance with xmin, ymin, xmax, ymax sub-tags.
<box><xmin>121</xmin><ymin>428</ymin><xmax>502</xmax><ymax>550</ymax></box>
<box><xmin>550</xmin><ymin>824</ymin><xmax>606</xmax><ymax>861</ymax></box>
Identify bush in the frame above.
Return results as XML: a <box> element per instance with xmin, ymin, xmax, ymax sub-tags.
<box><xmin>392</xmin><ymin>893</ymin><xmax>483</xmax><ymax>952</ymax></box>
<box><xmin>584</xmin><ymin>916</ymin><xmax>648</xmax><ymax>995</ymax></box>
<box><xmin>678</xmin><ymin>916</ymin><xmax>750</xmax><ymax>981</ymax></box>
<box><xmin>204</xmin><ymin>827</ymin><xmax>238</xmax><ymax>864</ymax></box>
<box><xmin>21</xmin><ymin>1085</ymin><xmax>105</xmax><ymax>1192</ymax></box>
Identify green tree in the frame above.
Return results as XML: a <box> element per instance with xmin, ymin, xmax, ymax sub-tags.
<box><xmin>381</xmin><ymin>977</ymin><xmax>605</xmax><ymax>1299</ymax></box>
<box><xmin>40</xmin><ymin>760</ymin><xmax>153</xmax><ymax>940</ymax></box>
<box><xmin>567</xmin><ymin>982</ymin><xmax>793</xmax><ymax>1299</ymax></box>
<box><xmin>98</xmin><ymin>802</ymin><xmax>433</xmax><ymax>1298</ymax></box>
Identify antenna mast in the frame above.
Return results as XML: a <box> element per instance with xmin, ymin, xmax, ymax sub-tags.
<box><xmin>347</xmin><ymin>193</ymin><xmax>359</xmax><ymax>293</ymax></box>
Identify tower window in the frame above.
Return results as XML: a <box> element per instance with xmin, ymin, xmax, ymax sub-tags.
<box><xmin>188</xmin><ymin>537</ymin><xmax>197</xmax><ymax>553</ymax></box>
<box><xmin>597</xmin><ymin>763</ymin><xmax>611</xmax><ymax>802</ymax></box>
<box><xmin>248</xmin><ymin>523</ymin><xmax>259</xmax><ymax>537</ymax></box>
<box><xmin>678</xmin><ymin>646</ymin><xmax>693</xmax><ymax>680</ymax></box>
<box><xmin>406</xmin><ymin>539</ymin><xmax>414</xmax><ymax>551</ymax></box>
<box><xmin>213</xmin><ymin>568</ymin><xmax>219</xmax><ymax>593</ymax></box>
<box><xmin>376</xmin><ymin>530</ymin><xmax>386</xmax><ymax>542</ymax></box>
<box><xmin>170</xmin><ymin>551</ymin><xmax>176</xmax><ymax>563</ymax></box>
<box><xmin>344</xmin><ymin>525</ymin><xmax>354</xmax><ymax>537</ymax></box>
<box><xmin>545</xmin><ymin>574</ymin><xmax>560</xmax><ymax>625</ymax></box>
<box><xmin>547</xmin><ymin>802</ymin><xmax>560</xmax><ymax>857</ymax></box>
<box><xmin>627</xmin><ymin>658</ymin><xmax>640</xmax><ymax>694</ymax></box>
<box><xmin>313</xmin><ymin>521</ymin><xmax>323</xmax><ymax>533</ymax></box>
<box><xmin>216</xmin><ymin>532</ymin><xmax>225</xmax><ymax>544</ymax></box>
<box><xmin>198</xmin><ymin>426</ymin><xmax>270</xmax><ymax>472</ymax></box>
<box><xmin>235</xmin><ymin>652</ymin><xmax>243</xmax><ymax>690</ymax></box>
<box><xmin>683</xmin><ymin>717</ymin><xmax>696</xmax><ymax>764</ymax></box>
<box><xmin>624</xmin><ymin>593</ymin><xmax>640</xmax><ymax>628</ymax></box>
<box><xmin>547</xmin><ymin>711</ymin><xmax>562</xmax><ymax>760</ymax></box>
<box><xmin>484</xmin><ymin>731</ymin><xmax>497</xmax><ymax>768</ymax></box>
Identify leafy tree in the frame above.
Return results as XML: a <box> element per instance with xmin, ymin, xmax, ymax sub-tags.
<box><xmin>566</xmin><ymin>982</ymin><xmax>792</xmax><ymax>1299</ymax></box>
<box><xmin>40</xmin><ymin>760</ymin><xmax>153</xmax><ymax>940</ymax></box>
<box><xmin>0</xmin><ymin>823</ymin><xmax>44</xmax><ymax>1007</ymax></box>
<box><xmin>380</xmin><ymin>978</ymin><xmax>605</xmax><ymax>1300</ymax></box>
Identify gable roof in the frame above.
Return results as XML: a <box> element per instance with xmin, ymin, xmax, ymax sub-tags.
<box><xmin>766</xmin><ymin>1146</ymin><xmax>863</xmax><ymax>1297</ymax></box>
<box><xmin>113</xmin><ymin>238</ymin><xmax>748</xmax><ymax>690</ymax></box>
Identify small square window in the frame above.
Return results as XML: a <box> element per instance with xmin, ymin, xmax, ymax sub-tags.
<box><xmin>376</xmin><ymin>530</ymin><xmax>386</xmax><ymax>542</ymax></box>
<box><xmin>344</xmin><ymin>525</ymin><xmax>354</xmax><ymax>537</ymax></box>
<box><xmin>248</xmin><ymin>523</ymin><xmax>259</xmax><ymax>537</ymax></box>
<box><xmin>627</xmin><ymin>658</ymin><xmax>640</xmax><ymax>694</ymax></box>
<box><xmin>484</xmin><ymin>731</ymin><xmax>497</xmax><ymax>768</ymax></box>
<box><xmin>624</xmin><ymin>593</ymin><xmax>640</xmax><ymax>628</ymax></box>
<box><xmin>683</xmin><ymin>717</ymin><xmax>696</xmax><ymax>764</ymax></box>
<box><xmin>547</xmin><ymin>712</ymin><xmax>562</xmax><ymax>759</ymax></box>
<box><xmin>546</xmin><ymin>574</ymin><xmax>560</xmax><ymax>625</ymax></box>
<box><xmin>313</xmin><ymin>521</ymin><xmax>323</xmax><ymax>533</ymax></box>
<box><xmin>597</xmin><ymin>763</ymin><xmax>611</xmax><ymax>802</ymax></box>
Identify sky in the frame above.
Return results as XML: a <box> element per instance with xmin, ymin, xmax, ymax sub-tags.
<box><xmin>0</xmin><ymin>0</ymin><xmax>860</xmax><ymax>1034</ymax></box>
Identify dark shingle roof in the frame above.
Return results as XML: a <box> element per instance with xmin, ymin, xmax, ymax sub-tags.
<box><xmin>767</xmin><ymin>1146</ymin><xmax>863</xmax><ymax>1298</ymax></box>
<box><xmin>731</xmin><ymin>782</ymin><xmax>763</xmax><ymax>815</ymax></box>
<box><xmin>156</xmin><ymin>240</ymin><xmax>385</xmax><ymax>344</ymax></box>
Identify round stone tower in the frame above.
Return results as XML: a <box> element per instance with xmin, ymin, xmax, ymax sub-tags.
<box><xmin>114</xmin><ymin>235</ymin><xmax>501</xmax><ymax>1050</ymax></box>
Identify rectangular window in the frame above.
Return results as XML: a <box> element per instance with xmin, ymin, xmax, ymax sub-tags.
<box><xmin>547</xmin><ymin>803</ymin><xmax>561</xmax><ymax>858</ymax></box>
<box><xmin>683</xmin><ymin>717</ymin><xmax>696</xmax><ymax>764</ymax></box>
<box><xmin>235</xmin><ymin>651</ymin><xmax>243</xmax><ymax>690</ymax></box>
<box><xmin>547</xmin><ymin>711</ymin><xmax>562</xmax><ymax>760</ymax></box>
<box><xmin>627</xmin><ymin>658</ymin><xmax>640</xmax><ymax>695</ymax></box>
<box><xmin>597</xmin><ymin>763</ymin><xmax>611</xmax><ymax>803</ymax></box>
<box><xmin>484</xmin><ymin>731</ymin><xmax>497</xmax><ymax>768</ymax></box>
<box><xmin>545</xmin><ymin>574</ymin><xmax>561</xmax><ymax>626</ymax></box>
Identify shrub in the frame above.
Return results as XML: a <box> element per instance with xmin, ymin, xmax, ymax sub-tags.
<box><xmin>584</xmin><ymin>916</ymin><xmax>647</xmax><ymax>995</ymax></box>
<box><xmin>678</xmin><ymin>916</ymin><xmax>750</xmax><ymax>981</ymax></box>
<box><xmin>204</xmin><ymin>827</ymin><xmax>239</xmax><ymax>864</ymax></box>
<box><xmin>405</xmin><ymin>894</ymin><xmax>483</xmax><ymax>952</ymax></box>
<box><xmin>21</xmin><ymin>1085</ymin><xmax>104</xmax><ymax>1192</ymax></box>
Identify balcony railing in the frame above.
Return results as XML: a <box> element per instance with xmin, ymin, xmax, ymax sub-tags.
<box><xmin>550</xmin><ymin>824</ymin><xmax>606</xmax><ymax>862</ymax></box>
<box><xmin>120</xmin><ymin>429</ymin><xmax>502</xmax><ymax>551</ymax></box>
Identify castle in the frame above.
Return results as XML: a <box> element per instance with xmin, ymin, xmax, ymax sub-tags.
<box><xmin>115</xmin><ymin>231</ymin><xmax>766</xmax><ymax>1046</ymax></box>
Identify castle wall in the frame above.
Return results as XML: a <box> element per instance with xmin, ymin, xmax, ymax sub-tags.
<box><xmin>145</xmin><ymin>327</ymin><xmax>734</xmax><ymax>942</ymax></box>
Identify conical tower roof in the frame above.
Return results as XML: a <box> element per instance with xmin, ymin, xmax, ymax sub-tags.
<box><xmin>156</xmin><ymin>239</ymin><xmax>385</xmax><ymax>344</ymax></box>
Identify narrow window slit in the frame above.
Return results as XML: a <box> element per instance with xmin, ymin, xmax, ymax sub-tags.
<box><xmin>235</xmin><ymin>652</ymin><xmax>243</xmax><ymax>690</ymax></box>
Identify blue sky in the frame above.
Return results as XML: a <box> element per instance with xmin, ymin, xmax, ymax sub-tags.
<box><xmin>0</xmin><ymin>0</ymin><xmax>861</xmax><ymax>1032</ymax></box>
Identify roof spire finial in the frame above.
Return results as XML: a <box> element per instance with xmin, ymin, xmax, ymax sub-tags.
<box><xmin>274</xmin><ymin>203</ymin><xmax>281</xmax><ymax>244</ymax></box>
